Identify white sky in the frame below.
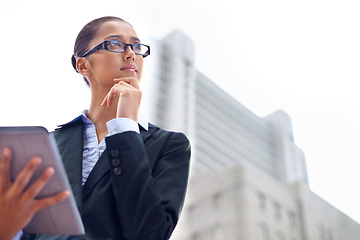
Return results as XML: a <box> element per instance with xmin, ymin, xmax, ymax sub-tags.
<box><xmin>1</xmin><ymin>0</ymin><xmax>360</xmax><ymax>224</ymax></box>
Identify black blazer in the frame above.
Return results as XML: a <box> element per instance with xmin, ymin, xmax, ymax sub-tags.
<box><xmin>25</xmin><ymin>117</ymin><xmax>191</xmax><ymax>240</ymax></box>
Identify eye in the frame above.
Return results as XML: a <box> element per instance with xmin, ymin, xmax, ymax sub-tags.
<box><xmin>108</xmin><ymin>40</ymin><xmax>125</xmax><ymax>50</ymax></box>
<box><xmin>110</xmin><ymin>40</ymin><xmax>120</xmax><ymax>46</ymax></box>
<box><xmin>133</xmin><ymin>43</ymin><xmax>142</xmax><ymax>51</ymax></box>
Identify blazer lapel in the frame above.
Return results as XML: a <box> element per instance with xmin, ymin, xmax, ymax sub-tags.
<box><xmin>82</xmin><ymin>151</ymin><xmax>109</xmax><ymax>201</ymax></box>
<box><xmin>140</xmin><ymin>123</ymin><xmax>157</xmax><ymax>144</ymax></box>
<box><xmin>53</xmin><ymin>117</ymin><xmax>84</xmax><ymax>212</ymax></box>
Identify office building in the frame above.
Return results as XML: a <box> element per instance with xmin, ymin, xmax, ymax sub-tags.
<box><xmin>141</xmin><ymin>30</ymin><xmax>360</xmax><ymax>240</ymax></box>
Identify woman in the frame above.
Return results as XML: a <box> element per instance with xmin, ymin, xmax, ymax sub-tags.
<box><xmin>26</xmin><ymin>16</ymin><xmax>191</xmax><ymax>240</ymax></box>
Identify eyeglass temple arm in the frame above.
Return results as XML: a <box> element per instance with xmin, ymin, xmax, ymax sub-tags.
<box><xmin>81</xmin><ymin>42</ymin><xmax>106</xmax><ymax>58</ymax></box>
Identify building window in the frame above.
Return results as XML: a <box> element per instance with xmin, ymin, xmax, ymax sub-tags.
<box><xmin>326</xmin><ymin>229</ymin><xmax>333</xmax><ymax>240</ymax></box>
<box><xmin>273</xmin><ymin>202</ymin><xmax>281</xmax><ymax>220</ymax></box>
<box><xmin>256</xmin><ymin>192</ymin><xmax>266</xmax><ymax>211</ymax></box>
<box><xmin>274</xmin><ymin>231</ymin><xmax>285</xmax><ymax>240</ymax></box>
<box><xmin>317</xmin><ymin>224</ymin><xmax>325</xmax><ymax>240</ymax></box>
<box><xmin>212</xmin><ymin>193</ymin><xmax>222</xmax><ymax>210</ymax></box>
<box><xmin>191</xmin><ymin>232</ymin><xmax>201</xmax><ymax>240</ymax></box>
<box><xmin>257</xmin><ymin>222</ymin><xmax>269</xmax><ymax>240</ymax></box>
<box><xmin>318</xmin><ymin>225</ymin><xmax>334</xmax><ymax>240</ymax></box>
<box><xmin>287</xmin><ymin>210</ymin><xmax>296</xmax><ymax>227</ymax></box>
<box><xmin>187</xmin><ymin>204</ymin><xmax>195</xmax><ymax>221</ymax></box>
<box><xmin>184</xmin><ymin>59</ymin><xmax>191</xmax><ymax>78</ymax></box>
<box><xmin>212</xmin><ymin>225</ymin><xmax>224</xmax><ymax>240</ymax></box>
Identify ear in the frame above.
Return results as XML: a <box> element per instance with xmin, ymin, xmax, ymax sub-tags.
<box><xmin>76</xmin><ymin>57</ymin><xmax>91</xmax><ymax>76</ymax></box>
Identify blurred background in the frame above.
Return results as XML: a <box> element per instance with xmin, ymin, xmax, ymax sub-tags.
<box><xmin>1</xmin><ymin>0</ymin><xmax>360</xmax><ymax>238</ymax></box>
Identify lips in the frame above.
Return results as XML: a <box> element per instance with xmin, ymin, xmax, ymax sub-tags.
<box><xmin>120</xmin><ymin>64</ymin><xmax>137</xmax><ymax>72</ymax></box>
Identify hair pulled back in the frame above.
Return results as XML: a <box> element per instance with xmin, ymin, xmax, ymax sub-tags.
<box><xmin>71</xmin><ymin>16</ymin><xmax>130</xmax><ymax>86</ymax></box>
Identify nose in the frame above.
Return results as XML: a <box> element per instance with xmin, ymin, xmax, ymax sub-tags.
<box><xmin>123</xmin><ymin>45</ymin><xmax>136</xmax><ymax>61</ymax></box>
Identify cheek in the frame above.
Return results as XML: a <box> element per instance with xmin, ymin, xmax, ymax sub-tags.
<box><xmin>95</xmin><ymin>56</ymin><xmax>120</xmax><ymax>74</ymax></box>
<box><xmin>89</xmin><ymin>59</ymin><xmax>119</xmax><ymax>85</ymax></box>
<box><xmin>103</xmin><ymin>55</ymin><xmax>121</xmax><ymax>68</ymax></box>
<box><xmin>136</xmin><ymin>59</ymin><xmax>144</xmax><ymax>80</ymax></box>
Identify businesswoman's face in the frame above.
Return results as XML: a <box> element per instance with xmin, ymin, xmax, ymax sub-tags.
<box><xmin>77</xmin><ymin>20</ymin><xmax>144</xmax><ymax>90</ymax></box>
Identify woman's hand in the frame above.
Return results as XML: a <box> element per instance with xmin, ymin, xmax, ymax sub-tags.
<box><xmin>0</xmin><ymin>147</ymin><xmax>69</xmax><ymax>240</ymax></box>
<box><xmin>101</xmin><ymin>77</ymin><xmax>142</xmax><ymax>122</ymax></box>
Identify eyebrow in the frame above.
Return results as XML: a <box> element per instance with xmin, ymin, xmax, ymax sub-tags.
<box><xmin>104</xmin><ymin>35</ymin><xmax>141</xmax><ymax>42</ymax></box>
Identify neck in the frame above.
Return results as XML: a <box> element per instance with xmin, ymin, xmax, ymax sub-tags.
<box><xmin>86</xmin><ymin>91</ymin><xmax>117</xmax><ymax>143</ymax></box>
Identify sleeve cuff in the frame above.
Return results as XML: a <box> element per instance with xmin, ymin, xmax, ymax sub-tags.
<box><xmin>106</xmin><ymin>118</ymin><xmax>140</xmax><ymax>135</ymax></box>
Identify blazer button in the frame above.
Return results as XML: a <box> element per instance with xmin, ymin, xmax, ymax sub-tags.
<box><xmin>113</xmin><ymin>167</ymin><xmax>122</xmax><ymax>175</ymax></box>
<box><xmin>112</xmin><ymin>158</ymin><xmax>120</xmax><ymax>166</ymax></box>
<box><xmin>110</xmin><ymin>149</ymin><xmax>120</xmax><ymax>157</ymax></box>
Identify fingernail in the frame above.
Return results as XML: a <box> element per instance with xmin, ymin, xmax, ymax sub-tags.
<box><xmin>45</xmin><ymin>167</ymin><xmax>55</xmax><ymax>176</ymax></box>
<box><xmin>31</xmin><ymin>157</ymin><xmax>42</xmax><ymax>165</ymax></box>
<box><xmin>3</xmin><ymin>147</ymin><xmax>11</xmax><ymax>156</ymax></box>
<box><xmin>61</xmin><ymin>191</ymin><xmax>70</xmax><ymax>200</ymax></box>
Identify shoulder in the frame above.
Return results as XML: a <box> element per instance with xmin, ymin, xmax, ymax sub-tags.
<box><xmin>147</xmin><ymin>123</ymin><xmax>191</xmax><ymax>154</ymax></box>
<box><xmin>51</xmin><ymin>116</ymin><xmax>84</xmax><ymax>142</ymax></box>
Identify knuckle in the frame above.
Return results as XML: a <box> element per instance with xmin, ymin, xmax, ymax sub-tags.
<box><xmin>15</xmin><ymin>177</ymin><xmax>27</xmax><ymax>188</ymax></box>
<box><xmin>0</xmin><ymin>169</ymin><xmax>9</xmax><ymax>177</ymax></box>
<box><xmin>26</xmin><ymin>187</ymin><xmax>38</xmax><ymax>198</ymax></box>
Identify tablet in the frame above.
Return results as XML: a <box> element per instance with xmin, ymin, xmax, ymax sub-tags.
<box><xmin>0</xmin><ymin>126</ymin><xmax>85</xmax><ymax>236</ymax></box>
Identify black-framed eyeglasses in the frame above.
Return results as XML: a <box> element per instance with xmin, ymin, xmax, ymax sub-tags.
<box><xmin>80</xmin><ymin>40</ymin><xmax>150</xmax><ymax>58</ymax></box>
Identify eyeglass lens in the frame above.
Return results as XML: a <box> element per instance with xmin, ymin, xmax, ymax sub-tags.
<box><xmin>107</xmin><ymin>41</ymin><xmax>148</xmax><ymax>55</ymax></box>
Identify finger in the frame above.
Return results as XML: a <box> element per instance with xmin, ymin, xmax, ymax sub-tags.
<box><xmin>114</xmin><ymin>77</ymin><xmax>140</xmax><ymax>90</ymax></box>
<box><xmin>11</xmin><ymin>157</ymin><xmax>41</xmax><ymax>197</ymax></box>
<box><xmin>102</xmin><ymin>80</ymin><xmax>139</xmax><ymax>108</ymax></box>
<box><xmin>22</xmin><ymin>167</ymin><xmax>55</xmax><ymax>200</ymax></box>
<box><xmin>0</xmin><ymin>147</ymin><xmax>12</xmax><ymax>192</ymax></box>
<box><xmin>33</xmin><ymin>190</ymin><xmax>70</xmax><ymax>212</ymax></box>
<box><xmin>0</xmin><ymin>147</ymin><xmax>12</xmax><ymax>177</ymax></box>
<box><xmin>102</xmin><ymin>84</ymin><xmax>128</xmax><ymax>107</ymax></box>
<box><xmin>103</xmin><ymin>90</ymin><xmax>115</xmax><ymax>107</ymax></box>
<box><xmin>113</xmin><ymin>77</ymin><xmax>132</xmax><ymax>84</ymax></box>
<box><xmin>115</xmin><ymin>81</ymin><xmax>140</xmax><ymax>97</ymax></box>
<box><xmin>101</xmin><ymin>91</ymin><xmax>110</xmax><ymax>107</ymax></box>
<box><xmin>102</xmin><ymin>84</ymin><xmax>121</xmax><ymax>107</ymax></box>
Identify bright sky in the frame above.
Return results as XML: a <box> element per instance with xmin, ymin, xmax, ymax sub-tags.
<box><xmin>1</xmin><ymin>0</ymin><xmax>360</xmax><ymax>224</ymax></box>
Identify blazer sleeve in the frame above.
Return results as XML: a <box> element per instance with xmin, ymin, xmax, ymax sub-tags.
<box><xmin>105</xmin><ymin>130</ymin><xmax>191</xmax><ymax>240</ymax></box>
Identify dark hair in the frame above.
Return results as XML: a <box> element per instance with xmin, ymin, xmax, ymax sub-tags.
<box><xmin>71</xmin><ymin>16</ymin><xmax>131</xmax><ymax>86</ymax></box>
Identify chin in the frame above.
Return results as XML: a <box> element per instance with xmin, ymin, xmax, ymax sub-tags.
<box><xmin>117</xmin><ymin>71</ymin><xmax>141</xmax><ymax>80</ymax></box>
